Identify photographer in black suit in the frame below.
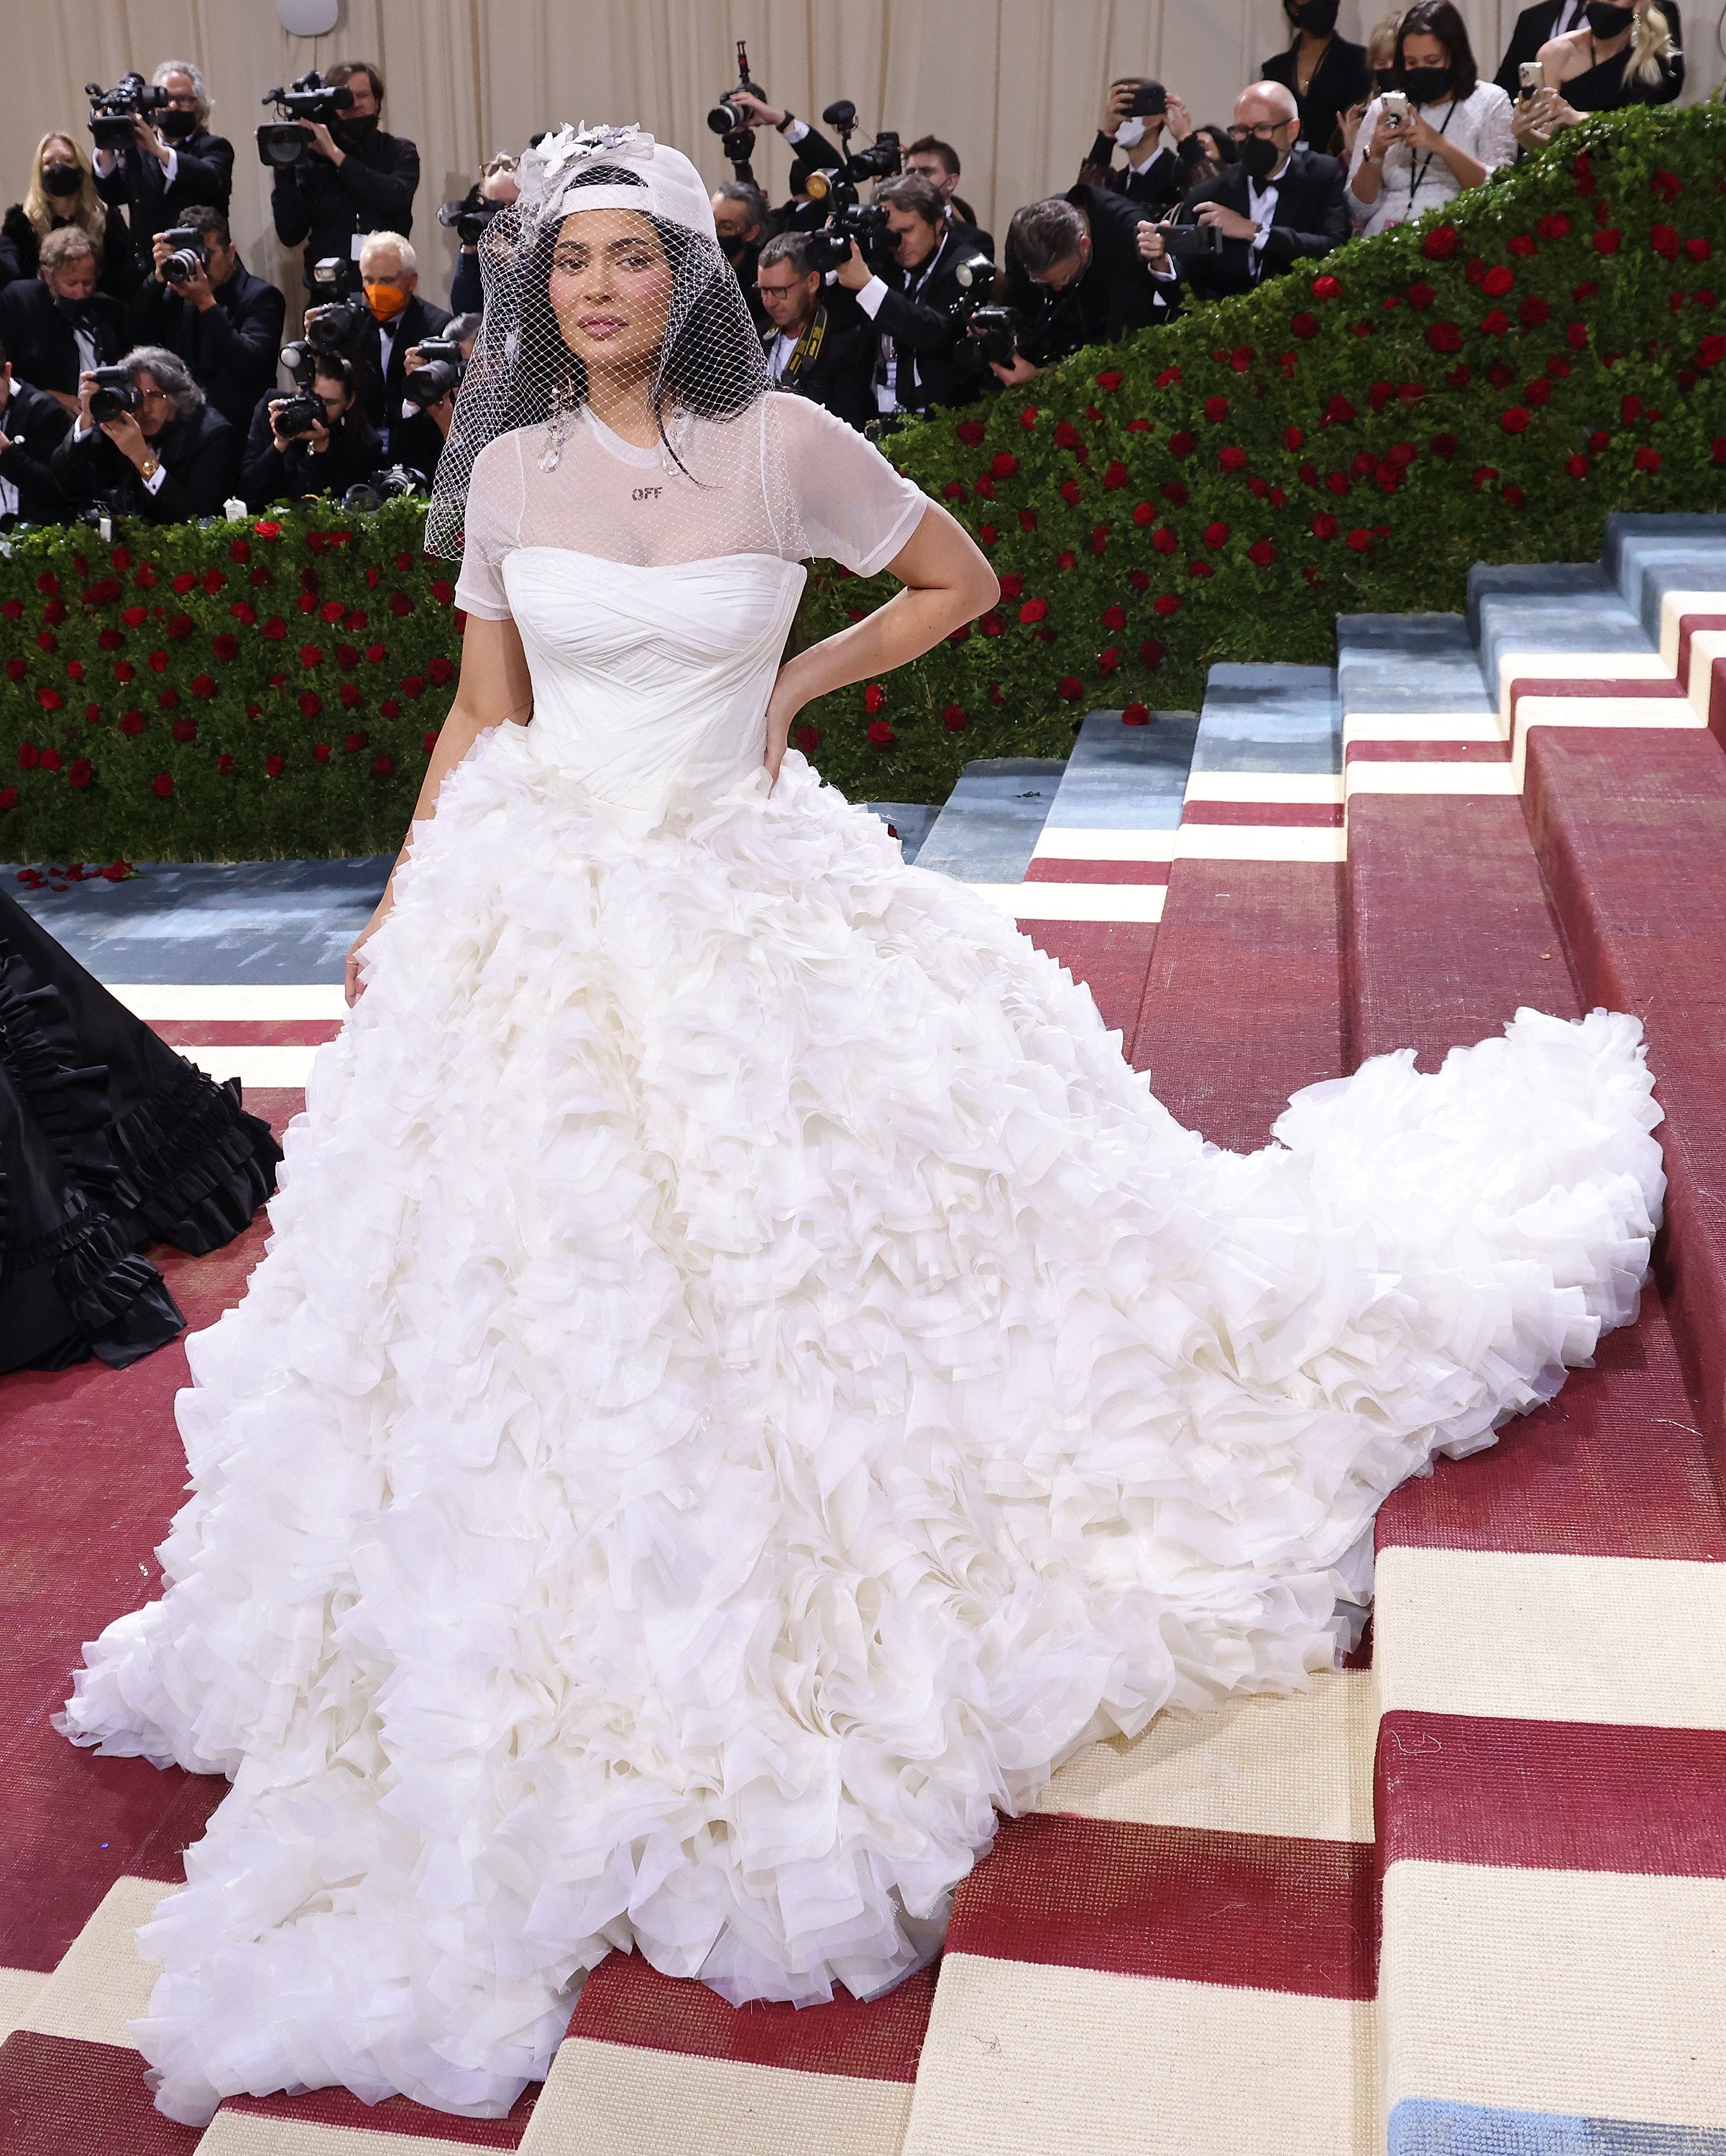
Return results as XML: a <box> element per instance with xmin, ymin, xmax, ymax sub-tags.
<box><xmin>344</xmin><ymin>231</ymin><xmax>449</xmax><ymax>455</ymax></box>
<box><xmin>0</xmin><ymin>336</ymin><xmax>71</xmax><ymax>523</ymax></box>
<box><xmin>240</xmin><ymin>353</ymin><xmax>380</xmax><ymax>511</ymax></box>
<box><xmin>832</xmin><ymin>172</ymin><xmax>986</xmax><ymax>418</ymax></box>
<box><xmin>711</xmin><ymin>182</ymin><xmax>772</xmax><ymax>332</ymax></box>
<box><xmin>715</xmin><ymin>93</ymin><xmax>847</xmax><ymax>234</ymax></box>
<box><xmin>270</xmin><ymin>62</ymin><xmax>419</xmax><ymax>287</ymax></box>
<box><xmin>1078</xmin><ymin>79</ymin><xmax>1211</xmax><ymax>213</ymax></box>
<box><xmin>128</xmin><ymin>206</ymin><xmax>284</xmax><ymax>433</ymax></box>
<box><xmin>1137</xmin><ymin>80</ymin><xmax>1347</xmax><ymax>302</ymax></box>
<box><xmin>91</xmin><ymin>60</ymin><xmax>234</xmax><ymax>256</ymax></box>
<box><xmin>51</xmin><ymin>345</ymin><xmax>238</xmax><ymax>522</ymax></box>
<box><xmin>0</xmin><ymin>228</ymin><xmax>128</xmax><ymax>413</ymax></box>
<box><xmin>756</xmin><ymin>233</ymin><xmax>876</xmax><ymax>431</ymax></box>
<box><xmin>990</xmin><ymin>183</ymin><xmax>1174</xmax><ymax>387</ymax></box>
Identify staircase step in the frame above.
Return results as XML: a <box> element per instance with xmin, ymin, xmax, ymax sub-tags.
<box><xmin>1129</xmin><ymin>664</ymin><xmax>1344</xmax><ymax>1150</ymax></box>
<box><xmin>909</xmin><ymin>759</ymin><xmax>1063</xmax><ymax>883</ymax></box>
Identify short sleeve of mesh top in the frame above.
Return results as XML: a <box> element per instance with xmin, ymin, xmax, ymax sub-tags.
<box><xmin>451</xmin><ymin>433</ymin><xmax>528</xmax><ymax>620</ymax></box>
<box><xmin>769</xmin><ymin>395</ymin><xmax>929</xmax><ymax>576</ymax></box>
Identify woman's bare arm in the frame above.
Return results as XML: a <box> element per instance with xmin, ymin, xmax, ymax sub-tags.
<box><xmin>343</xmin><ymin>612</ymin><xmax>534</xmax><ymax>1003</ymax></box>
<box><xmin>764</xmin><ymin>503</ymin><xmax>999</xmax><ymax>781</ymax></box>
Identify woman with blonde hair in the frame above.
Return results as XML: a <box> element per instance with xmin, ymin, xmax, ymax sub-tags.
<box><xmin>1514</xmin><ymin>0</ymin><xmax>1681</xmax><ymax>144</ymax></box>
<box><xmin>0</xmin><ymin>132</ymin><xmax>136</xmax><ymax>297</ymax></box>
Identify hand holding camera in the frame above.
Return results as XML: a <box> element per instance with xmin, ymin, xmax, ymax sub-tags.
<box><xmin>153</xmin><ymin>226</ymin><xmax>214</xmax><ymax>305</ymax></box>
<box><xmin>268</xmin><ymin>394</ymin><xmax>329</xmax><ymax>453</ymax></box>
<box><xmin>402</xmin><ymin>337</ymin><xmax>467</xmax><ymax>415</ymax></box>
<box><xmin>80</xmin><ymin>368</ymin><xmax>152</xmax><ymax>466</ymax></box>
<box><xmin>257</xmin><ymin>73</ymin><xmax>354</xmax><ymax>172</ymax></box>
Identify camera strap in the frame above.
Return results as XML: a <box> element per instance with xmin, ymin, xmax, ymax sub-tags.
<box><xmin>782</xmin><ymin>303</ymin><xmax>828</xmax><ymax>384</ymax></box>
<box><xmin>1408</xmin><ymin>97</ymin><xmax>1457</xmax><ymax>205</ymax></box>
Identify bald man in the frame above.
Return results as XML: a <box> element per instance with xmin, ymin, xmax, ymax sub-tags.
<box><xmin>1137</xmin><ymin>78</ymin><xmax>1348</xmax><ymax>300</ymax></box>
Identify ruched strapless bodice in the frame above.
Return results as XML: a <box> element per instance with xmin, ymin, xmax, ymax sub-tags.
<box><xmin>502</xmin><ymin>550</ymin><xmax>807</xmax><ymax>811</ymax></box>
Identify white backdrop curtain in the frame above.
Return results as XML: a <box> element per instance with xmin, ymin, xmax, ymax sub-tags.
<box><xmin>4</xmin><ymin>1</ymin><xmax>1718</xmax><ymax>318</ymax></box>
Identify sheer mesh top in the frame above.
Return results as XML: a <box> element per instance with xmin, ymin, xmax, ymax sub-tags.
<box><xmin>452</xmin><ymin>393</ymin><xmax>929</xmax><ymax>621</ymax></box>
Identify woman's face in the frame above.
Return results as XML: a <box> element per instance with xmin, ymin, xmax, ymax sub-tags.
<box><xmin>1195</xmin><ymin>129</ymin><xmax>1224</xmax><ymax>163</ymax></box>
<box><xmin>1401</xmin><ymin>31</ymin><xmax>1452</xmax><ymax>73</ymax></box>
<box><xmin>41</xmin><ymin>138</ymin><xmax>79</xmax><ymax>188</ymax></box>
<box><xmin>548</xmin><ymin>208</ymin><xmax>674</xmax><ymax>376</ymax></box>
<box><xmin>314</xmin><ymin>375</ymin><xmax>352</xmax><ymax>424</ymax></box>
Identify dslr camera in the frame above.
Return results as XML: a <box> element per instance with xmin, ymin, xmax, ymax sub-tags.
<box><xmin>707</xmin><ymin>40</ymin><xmax>767</xmax><ymax>170</ymax></box>
<box><xmin>342</xmin><ymin>464</ymin><xmax>429</xmax><ymax>514</ymax></box>
<box><xmin>802</xmin><ymin>198</ymin><xmax>892</xmax><ymax>275</ymax></box>
<box><xmin>272</xmin><ymin>392</ymin><xmax>326</xmax><ymax>441</ymax></box>
<box><xmin>280</xmin><ymin>257</ymin><xmax>372</xmax><ymax>377</ymax></box>
<box><xmin>437</xmin><ymin>188</ymin><xmax>504</xmax><ymax>248</ymax></box>
<box><xmin>158</xmin><ymin>225</ymin><xmax>208</xmax><ymax>285</ymax></box>
<box><xmin>796</xmin><ymin>99</ymin><xmax>904</xmax><ymax>272</ymax></box>
<box><xmin>403</xmin><ymin>336</ymin><xmax>467</xmax><ymax>407</ymax></box>
<box><xmin>1160</xmin><ymin>219</ymin><xmax>1224</xmax><ymax>262</ymax></box>
<box><xmin>87</xmin><ymin>364</ymin><xmax>141</xmax><ymax>423</ymax></box>
<box><xmin>950</xmin><ymin>256</ymin><xmax>1026</xmax><ymax>367</ymax></box>
<box><xmin>257</xmin><ymin>71</ymin><xmax>354</xmax><ymax>169</ymax></box>
<box><xmin>86</xmin><ymin>74</ymin><xmax>170</xmax><ymax>154</ymax></box>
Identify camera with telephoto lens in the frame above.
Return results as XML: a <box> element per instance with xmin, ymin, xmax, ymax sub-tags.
<box><xmin>819</xmin><ymin>100</ymin><xmax>903</xmax><ymax>183</ymax></box>
<box><xmin>341</xmin><ymin>464</ymin><xmax>429</xmax><ymax>515</ymax></box>
<box><xmin>280</xmin><ymin>257</ymin><xmax>371</xmax><ymax>377</ymax></box>
<box><xmin>158</xmin><ymin>225</ymin><xmax>208</xmax><ymax>285</ymax></box>
<box><xmin>86</xmin><ymin>74</ymin><xmax>169</xmax><ymax>153</ymax></box>
<box><xmin>802</xmin><ymin>198</ymin><xmax>893</xmax><ymax>274</ymax></box>
<box><xmin>272</xmin><ymin>392</ymin><xmax>326</xmax><ymax>441</ymax></box>
<box><xmin>402</xmin><ymin>336</ymin><xmax>466</xmax><ymax>407</ymax></box>
<box><xmin>87</xmin><ymin>364</ymin><xmax>140</xmax><ymax>423</ymax></box>
<box><xmin>947</xmin><ymin>254</ymin><xmax>1022</xmax><ymax>365</ymax></box>
<box><xmin>1161</xmin><ymin>220</ymin><xmax>1224</xmax><ymax>262</ymax></box>
<box><xmin>257</xmin><ymin>71</ymin><xmax>354</xmax><ymax>170</ymax></box>
<box><xmin>707</xmin><ymin>39</ymin><xmax>766</xmax><ymax>169</ymax></box>
<box><xmin>438</xmin><ymin>188</ymin><xmax>503</xmax><ymax>248</ymax></box>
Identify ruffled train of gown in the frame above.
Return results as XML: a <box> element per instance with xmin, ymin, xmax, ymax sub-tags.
<box><xmin>58</xmin><ymin>732</ymin><xmax>1663</xmax><ymax>2124</ymax></box>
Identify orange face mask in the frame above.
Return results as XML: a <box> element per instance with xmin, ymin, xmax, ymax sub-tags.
<box><xmin>364</xmin><ymin>281</ymin><xmax>409</xmax><ymax>321</ymax></box>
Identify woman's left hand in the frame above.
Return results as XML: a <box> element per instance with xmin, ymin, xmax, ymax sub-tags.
<box><xmin>762</xmin><ymin>661</ymin><xmax>806</xmax><ymax>786</ymax></box>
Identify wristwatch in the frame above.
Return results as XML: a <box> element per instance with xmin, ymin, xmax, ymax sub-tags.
<box><xmin>138</xmin><ymin>454</ymin><xmax>160</xmax><ymax>481</ymax></box>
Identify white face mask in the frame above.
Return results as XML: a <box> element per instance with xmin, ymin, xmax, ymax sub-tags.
<box><xmin>1115</xmin><ymin>117</ymin><xmax>1149</xmax><ymax>150</ymax></box>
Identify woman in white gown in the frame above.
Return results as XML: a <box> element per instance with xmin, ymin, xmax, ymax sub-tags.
<box><xmin>59</xmin><ymin>126</ymin><xmax>1663</xmax><ymax>2127</ymax></box>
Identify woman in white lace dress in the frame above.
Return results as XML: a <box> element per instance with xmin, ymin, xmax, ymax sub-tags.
<box><xmin>1346</xmin><ymin>1</ymin><xmax>1516</xmax><ymax>239</ymax></box>
<box><xmin>60</xmin><ymin>127</ymin><xmax>1662</xmax><ymax>2128</ymax></box>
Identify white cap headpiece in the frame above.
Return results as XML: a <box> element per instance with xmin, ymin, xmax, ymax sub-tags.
<box><xmin>516</xmin><ymin>124</ymin><xmax>718</xmax><ymax>244</ymax></box>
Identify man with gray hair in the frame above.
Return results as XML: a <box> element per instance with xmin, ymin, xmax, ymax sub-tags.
<box><xmin>52</xmin><ymin>344</ymin><xmax>239</xmax><ymax>522</ymax></box>
<box><xmin>347</xmin><ymin>230</ymin><xmax>450</xmax><ymax>450</ymax></box>
<box><xmin>992</xmin><ymin>180</ymin><xmax>1175</xmax><ymax>385</ymax></box>
<box><xmin>92</xmin><ymin>59</ymin><xmax>235</xmax><ymax>254</ymax></box>
<box><xmin>1137</xmin><ymin>78</ymin><xmax>1348</xmax><ymax>300</ymax></box>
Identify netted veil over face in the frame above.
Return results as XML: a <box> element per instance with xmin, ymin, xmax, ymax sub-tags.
<box><xmin>423</xmin><ymin>124</ymin><xmax>771</xmax><ymax>563</ymax></box>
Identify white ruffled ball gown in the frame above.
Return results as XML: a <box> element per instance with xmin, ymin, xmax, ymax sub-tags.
<box><xmin>58</xmin><ymin>400</ymin><xmax>1663</xmax><ymax>2126</ymax></box>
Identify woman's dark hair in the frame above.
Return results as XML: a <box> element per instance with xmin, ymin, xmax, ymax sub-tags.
<box><xmin>1195</xmin><ymin>125</ymin><xmax>1239</xmax><ymax>167</ymax></box>
<box><xmin>504</xmin><ymin>164</ymin><xmax>762</xmax><ymax>458</ymax></box>
<box><xmin>311</xmin><ymin>352</ymin><xmax>378</xmax><ymax>448</ymax></box>
<box><xmin>1394</xmin><ymin>0</ymin><xmax>1479</xmax><ymax>100</ymax></box>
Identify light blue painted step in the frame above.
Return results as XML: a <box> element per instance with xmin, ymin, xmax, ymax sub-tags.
<box><xmin>1193</xmin><ymin>664</ymin><xmax>1341</xmax><ymax>775</ymax></box>
<box><xmin>1468</xmin><ymin>563</ymin><xmax>1651</xmax><ymax>696</ymax></box>
<box><xmin>866</xmin><ymin>801</ymin><xmax>941</xmax><ymax>865</ymax></box>
<box><xmin>913</xmin><ymin>759</ymin><xmax>1065</xmax><ymax>883</ymax></box>
<box><xmin>1337</xmin><ymin>616</ymin><xmax>1492</xmax><ymax>716</ymax></box>
<box><xmin>1605</xmin><ymin>510</ymin><xmax>1726</xmax><ymax>640</ymax></box>
<box><xmin>1039</xmin><ymin>709</ymin><xmax>1198</xmax><ymax>833</ymax></box>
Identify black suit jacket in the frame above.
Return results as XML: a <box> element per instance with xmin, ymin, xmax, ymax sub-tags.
<box><xmin>0</xmin><ymin>204</ymin><xmax>137</xmax><ymax>302</ymax></box>
<box><xmin>51</xmin><ymin>402</ymin><xmax>239</xmax><ymax>523</ymax></box>
<box><xmin>0</xmin><ymin>378</ymin><xmax>71</xmax><ymax>522</ymax></box>
<box><xmin>763</xmin><ymin>294</ymin><xmax>878</xmax><ymax>432</ymax></box>
<box><xmin>0</xmin><ymin>278</ymin><xmax>129</xmax><ymax>397</ymax></box>
<box><xmin>271</xmin><ymin>129</ymin><xmax>420</xmax><ymax>282</ymax></box>
<box><xmin>1262</xmin><ymin>36</ymin><xmax>1373</xmax><ymax>155</ymax></box>
<box><xmin>1174</xmin><ymin>150</ymin><xmax>1349</xmax><ymax>300</ymax></box>
<box><xmin>129</xmin><ymin>262</ymin><xmax>286</xmax><ymax>433</ymax></box>
<box><xmin>1003</xmin><ymin>184</ymin><xmax>1175</xmax><ymax>362</ymax></box>
<box><xmin>1078</xmin><ymin>134</ymin><xmax>1208</xmax><ymax>214</ymax></box>
<box><xmin>96</xmin><ymin>129</ymin><xmax>235</xmax><ymax>253</ymax></box>
<box><xmin>352</xmin><ymin>292</ymin><xmax>452</xmax><ymax>444</ymax></box>
<box><xmin>946</xmin><ymin>213</ymin><xmax>995</xmax><ymax>264</ymax></box>
<box><xmin>239</xmin><ymin>390</ymin><xmax>382</xmax><ymax>512</ymax></box>
<box><xmin>863</xmin><ymin>228</ymin><xmax>988</xmax><ymax>415</ymax></box>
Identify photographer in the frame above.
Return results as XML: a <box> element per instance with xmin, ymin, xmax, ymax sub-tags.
<box><xmin>711</xmin><ymin>182</ymin><xmax>771</xmax><ymax>328</ymax></box>
<box><xmin>1137</xmin><ymin>82</ymin><xmax>1347</xmax><ymax>301</ymax></box>
<box><xmin>91</xmin><ymin>61</ymin><xmax>234</xmax><ymax>256</ymax></box>
<box><xmin>52</xmin><ymin>345</ymin><xmax>238</xmax><ymax>522</ymax></box>
<box><xmin>1079</xmin><ymin>80</ymin><xmax>1206</xmax><ymax>213</ymax></box>
<box><xmin>390</xmin><ymin>311</ymin><xmax>480</xmax><ymax>481</ymax></box>
<box><xmin>903</xmin><ymin>138</ymin><xmax>993</xmax><ymax>259</ymax></box>
<box><xmin>1</xmin><ymin>134</ymin><xmax>136</xmax><ymax>300</ymax></box>
<box><xmin>712</xmin><ymin>94</ymin><xmax>846</xmax><ymax>229</ymax></box>
<box><xmin>756</xmin><ymin>233</ymin><xmax>875</xmax><ymax>430</ymax></box>
<box><xmin>240</xmin><ymin>353</ymin><xmax>380</xmax><ymax>511</ymax></box>
<box><xmin>1347</xmin><ymin>4</ymin><xmax>1513</xmax><ymax>239</ymax></box>
<box><xmin>0</xmin><ymin>227</ymin><xmax>129</xmax><ymax>413</ymax></box>
<box><xmin>449</xmin><ymin>155</ymin><xmax>518</xmax><ymax>315</ymax></box>
<box><xmin>270</xmin><ymin>63</ymin><xmax>419</xmax><ymax>286</ymax></box>
<box><xmin>0</xmin><ymin>334</ymin><xmax>71</xmax><ymax>524</ymax></box>
<box><xmin>345</xmin><ymin>231</ymin><xmax>449</xmax><ymax>452</ymax></box>
<box><xmin>832</xmin><ymin>172</ymin><xmax>984</xmax><ymax>418</ymax></box>
<box><xmin>129</xmin><ymin>205</ymin><xmax>285</xmax><ymax>430</ymax></box>
<box><xmin>990</xmin><ymin>183</ymin><xmax>1174</xmax><ymax>387</ymax></box>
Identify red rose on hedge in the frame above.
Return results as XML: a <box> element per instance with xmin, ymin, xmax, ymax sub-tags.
<box><xmin>1218</xmin><ymin>446</ymin><xmax>1247</xmax><ymax>471</ymax></box>
<box><xmin>1635</xmin><ymin>446</ymin><xmax>1663</xmax><ymax>471</ymax></box>
<box><xmin>1290</xmin><ymin>312</ymin><xmax>1318</xmax><ymax>339</ymax></box>
<box><xmin>36</xmin><ymin>686</ymin><xmax>63</xmax><ymax>710</ymax></box>
<box><xmin>172</xmin><ymin>717</ymin><xmax>198</xmax><ymax>743</ymax></box>
<box><xmin>371</xmin><ymin>753</ymin><xmax>394</xmax><ymax>777</ymax></box>
<box><xmin>387</xmin><ymin>592</ymin><xmax>413</xmax><ymax>617</ymax></box>
<box><xmin>1312</xmin><ymin>274</ymin><xmax>1342</xmax><ymax>300</ymax></box>
<box><xmin>1501</xmin><ymin>407</ymin><xmax>1531</xmax><ymax>433</ymax></box>
<box><xmin>1057</xmin><ymin>676</ymin><xmax>1084</xmax><ymax>701</ymax></box>
<box><xmin>1593</xmin><ymin>229</ymin><xmax>1622</xmax><ymax>255</ymax></box>
<box><xmin>1566</xmin><ymin>452</ymin><xmax>1589</xmax><ymax>476</ymax></box>
<box><xmin>190</xmin><ymin>673</ymin><xmax>218</xmax><ymax>699</ymax></box>
<box><xmin>211</xmin><ymin>632</ymin><xmax>240</xmax><ymax>660</ymax></box>
<box><xmin>942</xmin><ymin>705</ymin><xmax>968</xmax><ymax>732</ymax></box>
<box><xmin>1018</xmin><ymin>598</ymin><xmax>1048</xmax><ymax>624</ymax></box>
<box><xmin>1479</xmin><ymin>264</ymin><xmax>1515</xmax><ymax>298</ymax></box>
<box><xmin>262</xmin><ymin>616</ymin><xmax>286</xmax><ymax>640</ymax></box>
<box><xmin>343</xmin><ymin>730</ymin><xmax>368</xmax><ymax>754</ymax></box>
<box><xmin>1167</xmin><ymin>430</ymin><xmax>1195</xmax><ymax>457</ymax></box>
<box><xmin>1102</xmin><ymin>604</ymin><xmax>1127</xmax><ymax>630</ymax></box>
<box><xmin>1201</xmin><ymin>522</ymin><xmax>1230</xmax><ymax>549</ymax></box>
<box><xmin>867</xmin><ymin>719</ymin><xmax>895</xmax><ymax>746</ymax></box>
<box><xmin>152</xmin><ymin>773</ymin><xmax>174</xmax><ymax>797</ymax></box>
<box><xmin>300</xmin><ymin>691</ymin><xmax>323</xmax><ymax>719</ymax></box>
<box><xmin>68</xmin><ymin>759</ymin><xmax>92</xmax><ymax>788</ymax></box>
<box><xmin>313</xmin><ymin>742</ymin><xmax>332</xmax><ymax>763</ymax></box>
<box><xmin>1204</xmin><ymin>396</ymin><xmax>1229</xmax><ymax>423</ymax></box>
<box><xmin>1131</xmin><ymin>500</ymin><xmax>1155</xmax><ymax>525</ymax></box>
<box><xmin>37</xmin><ymin>749</ymin><xmax>60</xmax><ymax>773</ymax></box>
<box><xmin>1651</xmin><ymin>223</ymin><xmax>1681</xmax><ymax>260</ymax></box>
<box><xmin>1152</xmin><ymin>594</ymin><xmax>1181</xmax><ymax>617</ymax></box>
<box><xmin>1422</xmin><ymin>226</ymin><xmax>1459</xmax><ymax>259</ymax></box>
<box><xmin>1311</xmin><ymin>513</ymin><xmax>1339</xmax><ymax>538</ymax></box>
<box><xmin>16</xmin><ymin>742</ymin><xmax>38</xmax><ymax>768</ymax></box>
<box><xmin>1152</xmin><ymin>528</ymin><xmax>1178</xmax><ymax>553</ymax></box>
<box><xmin>122</xmin><ymin>604</ymin><xmax>147</xmax><ymax>627</ymax></box>
<box><xmin>120</xmin><ymin>712</ymin><xmax>144</xmax><ymax>736</ymax></box>
<box><xmin>1247</xmin><ymin>540</ymin><xmax>1276</xmax><ymax>567</ymax></box>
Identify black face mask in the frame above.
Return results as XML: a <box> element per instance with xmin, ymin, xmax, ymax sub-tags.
<box><xmin>335</xmin><ymin>112</ymin><xmax>380</xmax><ymax>147</ymax></box>
<box><xmin>1290</xmin><ymin>0</ymin><xmax>1341</xmax><ymax>34</ymax></box>
<box><xmin>1239</xmin><ymin>133</ymin><xmax>1285</xmax><ymax>178</ymax></box>
<box><xmin>51</xmin><ymin>292</ymin><xmax>92</xmax><ymax>324</ymax></box>
<box><xmin>1585</xmin><ymin>1</ymin><xmax>1635</xmax><ymax>32</ymax></box>
<box><xmin>1403</xmin><ymin>65</ymin><xmax>1454</xmax><ymax>104</ymax></box>
<box><xmin>1374</xmin><ymin>65</ymin><xmax>1398</xmax><ymax>89</ymax></box>
<box><xmin>159</xmin><ymin>109</ymin><xmax>199</xmax><ymax>140</ymax></box>
<box><xmin>41</xmin><ymin>163</ymin><xmax>82</xmax><ymax>197</ymax></box>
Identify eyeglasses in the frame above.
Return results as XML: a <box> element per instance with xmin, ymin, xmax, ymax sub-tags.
<box><xmin>1228</xmin><ymin>121</ymin><xmax>1294</xmax><ymax>142</ymax></box>
<box><xmin>756</xmin><ymin>280</ymin><xmax>806</xmax><ymax>296</ymax></box>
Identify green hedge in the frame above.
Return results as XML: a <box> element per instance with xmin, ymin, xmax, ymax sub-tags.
<box><xmin>1</xmin><ymin>105</ymin><xmax>1723</xmax><ymax>859</ymax></box>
